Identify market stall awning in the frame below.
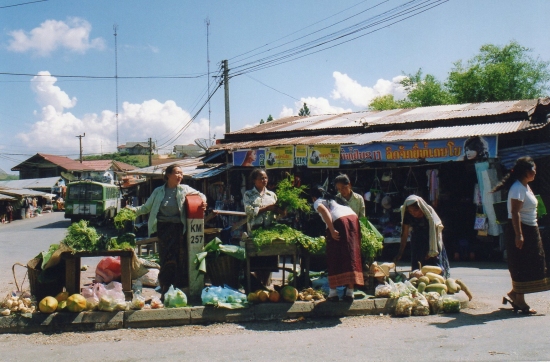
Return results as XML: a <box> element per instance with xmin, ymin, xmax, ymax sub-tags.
<box><xmin>126</xmin><ymin>158</ymin><xmax>224</xmax><ymax>179</ymax></box>
<box><xmin>0</xmin><ymin>188</ymin><xmax>47</xmax><ymax>197</ymax></box>
<box><xmin>0</xmin><ymin>194</ymin><xmax>17</xmax><ymax>201</ymax></box>
<box><xmin>0</xmin><ymin>176</ymin><xmax>63</xmax><ymax>191</ymax></box>
<box><xmin>498</xmin><ymin>142</ymin><xmax>550</xmax><ymax>169</ymax></box>
<box><xmin>192</xmin><ymin>164</ymin><xmax>233</xmax><ymax>179</ymax></box>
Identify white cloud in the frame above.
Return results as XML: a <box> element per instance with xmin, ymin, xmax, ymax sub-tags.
<box><xmin>17</xmin><ymin>75</ymin><xmax>221</xmax><ymax>154</ymax></box>
<box><xmin>279</xmin><ymin>97</ymin><xmax>352</xmax><ymax>118</ymax></box>
<box><xmin>8</xmin><ymin>18</ymin><xmax>105</xmax><ymax>56</ymax></box>
<box><xmin>31</xmin><ymin>71</ymin><xmax>77</xmax><ymax>112</ymax></box>
<box><xmin>331</xmin><ymin>71</ymin><xmax>407</xmax><ymax>108</ymax></box>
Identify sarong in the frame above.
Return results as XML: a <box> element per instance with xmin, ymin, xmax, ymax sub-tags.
<box><xmin>326</xmin><ymin>215</ymin><xmax>363</xmax><ymax>288</ymax></box>
<box><xmin>157</xmin><ymin>221</ymin><xmax>187</xmax><ymax>294</ymax></box>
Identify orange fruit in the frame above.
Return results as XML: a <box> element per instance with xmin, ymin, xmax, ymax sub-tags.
<box><xmin>268</xmin><ymin>290</ymin><xmax>280</xmax><ymax>303</ymax></box>
<box><xmin>257</xmin><ymin>290</ymin><xmax>269</xmax><ymax>303</ymax></box>
<box><xmin>39</xmin><ymin>296</ymin><xmax>58</xmax><ymax>314</ymax></box>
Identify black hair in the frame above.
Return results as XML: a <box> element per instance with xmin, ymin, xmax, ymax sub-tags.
<box><xmin>163</xmin><ymin>164</ymin><xmax>181</xmax><ymax>181</ymax></box>
<box><xmin>334</xmin><ymin>174</ymin><xmax>351</xmax><ymax>185</ymax></box>
<box><xmin>310</xmin><ymin>185</ymin><xmax>335</xmax><ymax>200</ymax></box>
<box><xmin>249</xmin><ymin>168</ymin><xmax>267</xmax><ymax>183</ymax></box>
<box><xmin>464</xmin><ymin>136</ymin><xmax>489</xmax><ymax>161</ymax></box>
<box><xmin>492</xmin><ymin>156</ymin><xmax>535</xmax><ymax>192</ymax></box>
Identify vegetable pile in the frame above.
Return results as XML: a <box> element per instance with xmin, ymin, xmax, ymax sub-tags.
<box><xmin>249</xmin><ymin>224</ymin><xmax>325</xmax><ymax>254</ymax></box>
<box><xmin>275</xmin><ymin>175</ymin><xmax>311</xmax><ymax>214</ymax></box>
<box><xmin>62</xmin><ymin>220</ymin><xmax>99</xmax><ymax>251</ymax></box>
<box><xmin>359</xmin><ymin>220</ymin><xmax>383</xmax><ymax>262</ymax></box>
<box><xmin>114</xmin><ymin>208</ymin><xmax>137</xmax><ymax>230</ymax></box>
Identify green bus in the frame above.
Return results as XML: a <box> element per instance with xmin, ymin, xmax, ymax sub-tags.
<box><xmin>64</xmin><ymin>181</ymin><xmax>121</xmax><ymax>224</ymax></box>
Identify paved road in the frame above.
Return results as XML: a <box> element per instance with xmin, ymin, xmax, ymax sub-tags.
<box><xmin>1</xmin><ymin>213</ymin><xmax>550</xmax><ymax>361</ymax></box>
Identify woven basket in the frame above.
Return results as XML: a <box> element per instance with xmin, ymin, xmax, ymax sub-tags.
<box><xmin>18</xmin><ymin>258</ymin><xmax>65</xmax><ymax>301</ymax></box>
<box><xmin>206</xmin><ymin>255</ymin><xmax>241</xmax><ymax>289</ymax></box>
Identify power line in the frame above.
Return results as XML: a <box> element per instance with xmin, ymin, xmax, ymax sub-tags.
<box><xmin>0</xmin><ymin>72</ymin><xmax>208</xmax><ymax>79</ymax></box>
<box><xmin>245</xmin><ymin>74</ymin><xmax>300</xmax><ymax>101</ymax></box>
<box><xmin>0</xmin><ymin>0</ymin><xmax>47</xmax><ymax>10</ymax></box>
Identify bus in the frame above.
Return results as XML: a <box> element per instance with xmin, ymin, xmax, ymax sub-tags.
<box><xmin>64</xmin><ymin>181</ymin><xmax>121</xmax><ymax>224</ymax></box>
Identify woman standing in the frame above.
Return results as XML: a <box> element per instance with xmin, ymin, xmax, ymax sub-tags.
<box><xmin>493</xmin><ymin>156</ymin><xmax>548</xmax><ymax>314</ymax></box>
<box><xmin>310</xmin><ymin>187</ymin><xmax>363</xmax><ymax>302</ymax></box>
<box><xmin>394</xmin><ymin>195</ymin><xmax>450</xmax><ymax>278</ymax></box>
<box><xmin>243</xmin><ymin>169</ymin><xmax>280</xmax><ymax>286</ymax></box>
<box><xmin>334</xmin><ymin>174</ymin><xmax>365</xmax><ymax>218</ymax></box>
<box><xmin>131</xmin><ymin>164</ymin><xmax>207</xmax><ymax>297</ymax></box>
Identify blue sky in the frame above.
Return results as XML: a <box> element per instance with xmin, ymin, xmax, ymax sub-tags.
<box><xmin>1</xmin><ymin>0</ymin><xmax>549</xmax><ymax>174</ymax></box>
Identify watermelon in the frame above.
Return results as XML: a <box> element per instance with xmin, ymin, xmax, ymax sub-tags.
<box><xmin>280</xmin><ymin>286</ymin><xmax>298</xmax><ymax>302</ymax></box>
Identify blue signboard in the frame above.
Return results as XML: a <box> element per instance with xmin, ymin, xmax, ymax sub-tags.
<box><xmin>340</xmin><ymin>136</ymin><xmax>498</xmax><ymax>164</ymax></box>
<box><xmin>233</xmin><ymin>149</ymin><xmax>265</xmax><ymax>167</ymax></box>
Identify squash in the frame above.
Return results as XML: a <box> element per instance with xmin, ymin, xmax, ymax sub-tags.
<box><xmin>417</xmin><ymin>282</ymin><xmax>426</xmax><ymax>293</ymax></box>
<box><xmin>409</xmin><ymin>277</ymin><xmax>418</xmax><ymax>286</ymax></box>
<box><xmin>455</xmin><ymin>279</ymin><xmax>472</xmax><ymax>301</ymax></box>
<box><xmin>418</xmin><ymin>276</ymin><xmax>430</xmax><ymax>285</ymax></box>
<box><xmin>421</xmin><ymin>265</ymin><xmax>443</xmax><ymax>275</ymax></box>
<box><xmin>424</xmin><ymin>283</ymin><xmax>448</xmax><ymax>295</ymax></box>
<box><xmin>445</xmin><ymin>278</ymin><xmax>459</xmax><ymax>294</ymax></box>
<box><xmin>426</xmin><ymin>272</ymin><xmax>445</xmax><ymax>284</ymax></box>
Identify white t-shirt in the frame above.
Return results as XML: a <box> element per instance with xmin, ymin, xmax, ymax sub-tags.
<box><xmin>507</xmin><ymin>180</ymin><xmax>538</xmax><ymax>226</ymax></box>
<box><xmin>314</xmin><ymin>198</ymin><xmax>356</xmax><ymax>227</ymax></box>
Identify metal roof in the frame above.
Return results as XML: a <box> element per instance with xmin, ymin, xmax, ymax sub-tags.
<box><xmin>192</xmin><ymin>164</ymin><xmax>233</xmax><ymax>180</ymax></box>
<box><xmin>211</xmin><ymin>120</ymin><xmax>547</xmax><ymax>151</ymax></box>
<box><xmin>498</xmin><ymin>142</ymin><xmax>550</xmax><ymax>169</ymax></box>
<box><xmin>0</xmin><ymin>176</ymin><xmax>63</xmax><ymax>190</ymax></box>
<box><xmin>226</xmin><ymin>98</ymin><xmax>546</xmax><ymax>136</ymax></box>
<box><xmin>0</xmin><ymin>188</ymin><xmax>47</xmax><ymax>197</ymax></box>
<box><xmin>11</xmin><ymin>154</ymin><xmax>137</xmax><ymax>172</ymax></box>
<box><xmin>0</xmin><ymin>194</ymin><xmax>17</xmax><ymax>201</ymax></box>
<box><xmin>126</xmin><ymin>158</ymin><xmax>222</xmax><ymax>178</ymax></box>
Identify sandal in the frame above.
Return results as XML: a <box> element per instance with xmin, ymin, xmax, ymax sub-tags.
<box><xmin>503</xmin><ymin>296</ymin><xmax>536</xmax><ymax>314</ymax></box>
<box><xmin>326</xmin><ymin>296</ymin><xmax>339</xmax><ymax>302</ymax></box>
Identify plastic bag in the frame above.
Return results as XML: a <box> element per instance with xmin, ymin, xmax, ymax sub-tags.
<box><xmin>138</xmin><ymin>269</ymin><xmax>159</xmax><ymax>287</ymax></box>
<box><xmin>201</xmin><ymin>286</ymin><xmax>247</xmax><ymax>306</ymax></box>
<box><xmin>387</xmin><ymin>279</ymin><xmax>400</xmax><ymax>298</ymax></box>
<box><xmin>395</xmin><ymin>296</ymin><xmax>413</xmax><ymax>317</ymax></box>
<box><xmin>395</xmin><ymin>282</ymin><xmax>410</xmax><ymax>297</ymax></box>
<box><xmin>81</xmin><ymin>285</ymin><xmax>99</xmax><ymax>311</ymax></box>
<box><xmin>404</xmin><ymin>280</ymin><xmax>417</xmax><ymax>294</ymax></box>
<box><xmin>95</xmin><ymin>257</ymin><xmax>121</xmax><ymax>283</ymax></box>
<box><xmin>375</xmin><ymin>283</ymin><xmax>392</xmax><ymax>298</ymax></box>
<box><xmin>131</xmin><ymin>290</ymin><xmax>145</xmax><ymax>310</ymax></box>
<box><xmin>150</xmin><ymin>296</ymin><xmax>164</xmax><ymax>309</ymax></box>
<box><xmin>424</xmin><ymin>292</ymin><xmax>442</xmax><ymax>314</ymax></box>
<box><xmin>412</xmin><ymin>293</ymin><xmax>430</xmax><ymax>316</ymax></box>
<box><xmin>441</xmin><ymin>294</ymin><xmax>461</xmax><ymax>313</ymax></box>
<box><xmin>98</xmin><ymin>295</ymin><xmax>117</xmax><ymax>312</ymax></box>
<box><xmin>164</xmin><ymin>285</ymin><xmax>187</xmax><ymax>308</ymax></box>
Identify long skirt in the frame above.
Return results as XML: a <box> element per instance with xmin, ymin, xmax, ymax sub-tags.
<box><xmin>157</xmin><ymin>221</ymin><xmax>187</xmax><ymax>294</ymax></box>
<box><xmin>326</xmin><ymin>215</ymin><xmax>363</xmax><ymax>288</ymax></box>
<box><xmin>505</xmin><ymin>222</ymin><xmax>550</xmax><ymax>294</ymax></box>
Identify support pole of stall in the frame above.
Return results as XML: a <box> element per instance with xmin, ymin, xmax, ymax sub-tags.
<box><xmin>186</xmin><ymin>194</ymin><xmax>205</xmax><ymax>299</ymax></box>
<box><xmin>223</xmin><ymin>59</ymin><xmax>230</xmax><ymax>134</ymax></box>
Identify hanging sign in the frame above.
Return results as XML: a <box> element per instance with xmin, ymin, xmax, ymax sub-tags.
<box><xmin>307</xmin><ymin>144</ymin><xmax>341</xmax><ymax>168</ymax></box>
<box><xmin>233</xmin><ymin>149</ymin><xmax>265</xmax><ymax>167</ymax></box>
<box><xmin>295</xmin><ymin>145</ymin><xmax>308</xmax><ymax>166</ymax></box>
<box><xmin>340</xmin><ymin>136</ymin><xmax>498</xmax><ymax>164</ymax></box>
<box><xmin>265</xmin><ymin>146</ymin><xmax>294</xmax><ymax>169</ymax></box>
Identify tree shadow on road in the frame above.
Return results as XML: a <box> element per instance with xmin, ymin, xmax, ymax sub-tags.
<box><xmin>429</xmin><ymin>307</ymin><xmax>546</xmax><ymax>329</ymax></box>
<box><xmin>35</xmin><ymin>220</ymin><xmax>71</xmax><ymax>229</ymax></box>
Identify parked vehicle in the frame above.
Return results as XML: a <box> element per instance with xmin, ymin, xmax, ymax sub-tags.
<box><xmin>64</xmin><ymin>181</ymin><xmax>121</xmax><ymax>224</ymax></box>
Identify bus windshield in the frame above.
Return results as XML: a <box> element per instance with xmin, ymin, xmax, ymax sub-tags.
<box><xmin>67</xmin><ymin>183</ymin><xmax>103</xmax><ymax>201</ymax></box>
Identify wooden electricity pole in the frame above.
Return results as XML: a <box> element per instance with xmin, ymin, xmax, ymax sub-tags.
<box><xmin>76</xmin><ymin>133</ymin><xmax>85</xmax><ymax>163</ymax></box>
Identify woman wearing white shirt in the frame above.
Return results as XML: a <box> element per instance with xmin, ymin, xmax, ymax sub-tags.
<box><xmin>493</xmin><ymin>156</ymin><xmax>549</xmax><ymax>314</ymax></box>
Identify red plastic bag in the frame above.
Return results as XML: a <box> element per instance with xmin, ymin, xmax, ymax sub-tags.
<box><xmin>95</xmin><ymin>256</ymin><xmax>121</xmax><ymax>283</ymax></box>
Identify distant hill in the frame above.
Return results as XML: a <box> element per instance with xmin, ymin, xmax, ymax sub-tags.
<box><xmin>0</xmin><ymin>168</ymin><xmax>18</xmax><ymax>180</ymax></box>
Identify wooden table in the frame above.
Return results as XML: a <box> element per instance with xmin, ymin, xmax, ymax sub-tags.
<box><xmin>245</xmin><ymin>239</ymin><xmax>299</xmax><ymax>294</ymax></box>
<box><xmin>61</xmin><ymin>250</ymin><xmax>134</xmax><ymax>301</ymax></box>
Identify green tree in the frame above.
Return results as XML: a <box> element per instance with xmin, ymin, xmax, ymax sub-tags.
<box><xmin>447</xmin><ymin>41</ymin><xmax>550</xmax><ymax>103</ymax></box>
<box><xmin>369</xmin><ymin>94</ymin><xmax>402</xmax><ymax>111</ymax></box>
<box><xmin>402</xmin><ymin>69</ymin><xmax>454</xmax><ymax>107</ymax></box>
<box><xmin>259</xmin><ymin>119</ymin><xmax>264</xmax><ymax>124</ymax></box>
<box><xmin>298</xmin><ymin>102</ymin><xmax>311</xmax><ymax>116</ymax></box>
<box><xmin>267</xmin><ymin>114</ymin><xmax>274</xmax><ymax>122</ymax></box>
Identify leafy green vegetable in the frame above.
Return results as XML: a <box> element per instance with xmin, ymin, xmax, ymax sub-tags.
<box><xmin>114</xmin><ymin>208</ymin><xmax>137</xmax><ymax>230</ymax></box>
<box><xmin>359</xmin><ymin>220</ymin><xmax>384</xmax><ymax>262</ymax></box>
<box><xmin>275</xmin><ymin>175</ymin><xmax>311</xmax><ymax>214</ymax></box>
<box><xmin>63</xmin><ymin>220</ymin><xmax>99</xmax><ymax>251</ymax></box>
<box><xmin>249</xmin><ymin>224</ymin><xmax>325</xmax><ymax>254</ymax></box>
<box><xmin>108</xmin><ymin>233</ymin><xmax>136</xmax><ymax>250</ymax></box>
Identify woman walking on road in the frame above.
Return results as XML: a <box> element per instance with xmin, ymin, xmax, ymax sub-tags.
<box><xmin>493</xmin><ymin>156</ymin><xmax>548</xmax><ymax>314</ymax></box>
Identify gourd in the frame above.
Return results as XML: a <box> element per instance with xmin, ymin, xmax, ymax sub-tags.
<box><xmin>418</xmin><ymin>276</ymin><xmax>430</xmax><ymax>285</ymax></box>
<box><xmin>409</xmin><ymin>277</ymin><xmax>418</xmax><ymax>286</ymax></box>
<box><xmin>426</xmin><ymin>272</ymin><xmax>445</xmax><ymax>284</ymax></box>
<box><xmin>424</xmin><ymin>283</ymin><xmax>448</xmax><ymax>294</ymax></box>
<box><xmin>417</xmin><ymin>282</ymin><xmax>427</xmax><ymax>294</ymax></box>
<box><xmin>421</xmin><ymin>265</ymin><xmax>443</xmax><ymax>275</ymax></box>
<box><xmin>456</xmin><ymin>279</ymin><xmax>472</xmax><ymax>301</ymax></box>
<box><xmin>445</xmin><ymin>278</ymin><xmax>459</xmax><ymax>294</ymax></box>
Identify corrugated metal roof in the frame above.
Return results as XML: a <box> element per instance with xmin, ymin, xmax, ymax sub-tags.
<box><xmin>0</xmin><ymin>194</ymin><xmax>17</xmax><ymax>201</ymax></box>
<box><xmin>12</xmin><ymin>154</ymin><xmax>138</xmax><ymax>172</ymax></box>
<box><xmin>126</xmin><ymin>158</ymin><xmax>221</xmax><ymax>178</ymax></box>
<box><xmin>211</xmin><ymin>120</ymin><xmax>547</xmax><ymax>150</ymax></box>
<box><xmin>498</xmin><ymin>142</ymin><xmax>550</xmax><ymax>169</ymax></box>
<box><xmin>227</xmin><ymin>99</ymin><xmax>544</xmax><ymax>136</ymax></box>
<box><xmin>192</xmin><ymin>164</ymin><xmax>233</xmax><ymax>179</ymax></box>
<box><xmin>0</xmin><ymin>176</ymin><xmax>63</xmax><ymax>190</ymax></box>
<box><xmin>0</xmin><ymin>188</ymin><xmax>47</xmax><ymax>197</ymax></box>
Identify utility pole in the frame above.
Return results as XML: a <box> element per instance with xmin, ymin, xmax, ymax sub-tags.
<box><xmin>76</xmin><ymin>133</ymin><xmax>85</xmax><ymax>163</ymax></box>
<box><xmin>148</xmin><ymin>138</ymin><xmax>153</xmax><ymax>167</ymax></box>
<box><xmin>223</xmin><ymin>59</ymin><xmax>230</xmax><ymax>134</ymax></box>
<box><xmin>206</xmin><ymin>18</ymin><xmax>211</xmax><ymax>142</ymax></box>
<box><xmin>114</xmin><ymin>24</ymin><xmax>119</xmax><ymax>151</ymax></box>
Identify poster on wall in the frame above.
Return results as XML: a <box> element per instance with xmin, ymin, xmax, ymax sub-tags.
<box><xmin>340</xmin><ymin>136</ymin><xmax>498</xmax><ymax>165</ymax></box>
<box><xmin>233</xmin><ymin>149</ymin><xmax>265</xmax><ymax>167</ymax></box>
<box><xmin>307</xmin><ymin>144</ymin><xmax>341</xmax><ymax>168</ymax></box>
<box><xmin>265</xmin><ymin>146</ymin><xmax>294</xmax><ymax>169</ymax></box>
<box><xmin>294</xmin><ymin>145</ymin><xmax>308</xmax><ymax>166</ymax></box>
